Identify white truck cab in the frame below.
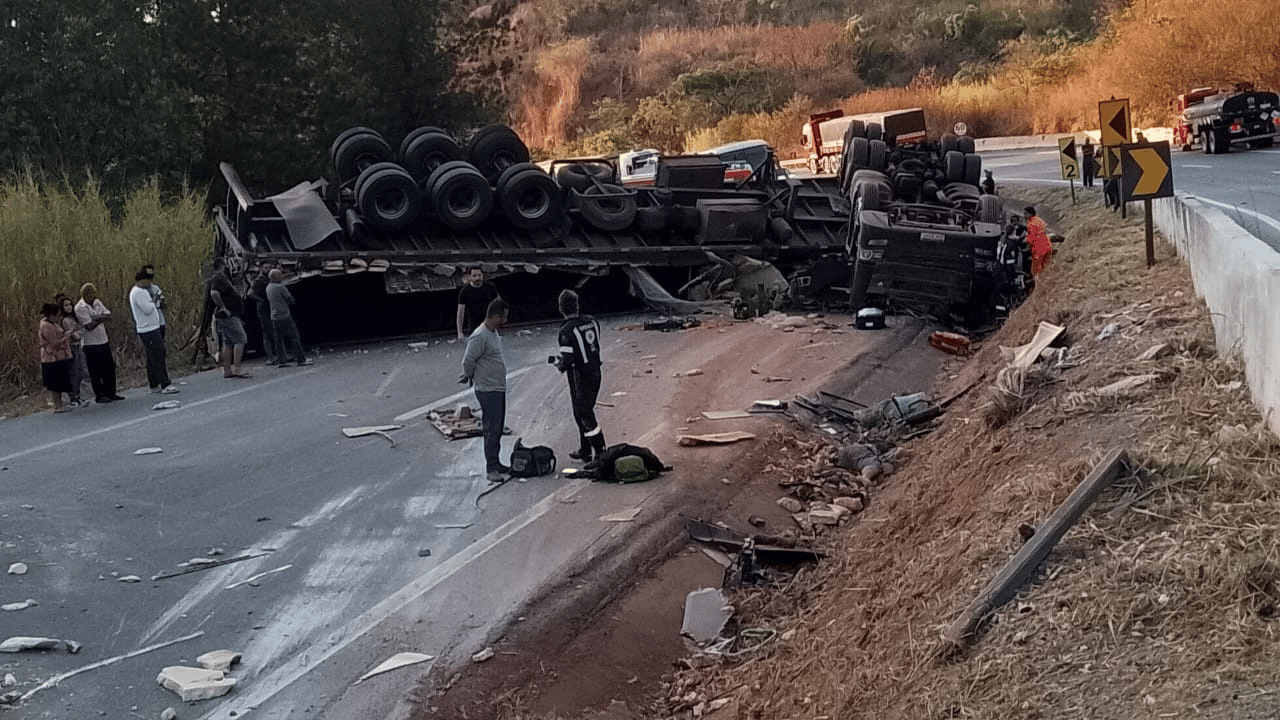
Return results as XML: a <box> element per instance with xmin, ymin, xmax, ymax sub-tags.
<box><xmin>618</xmin><ymin>148</ymin><xmax>660</xmax><ymax>187</ymax></box>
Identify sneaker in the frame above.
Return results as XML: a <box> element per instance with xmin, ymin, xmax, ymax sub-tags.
<box><xmin>298</xmin><ymin>359</ymin><xmax>313</xmax><ymax>366</ymax></box>
<box><xmin>486</xmin><ymin>470</ymin><xmax>508</xmax><ymax>483</ymax></box>
<box><xmin>160</xmin><ymin>385</ymin><xmax>179</xmax><ymax>394</ymax></box>
<box><xmin>265</xmin><ymin>359</ymin><xmax>277</xmax><ymax>366</ymax></box>
<box><xmin>74</xmin><ymin>399</ymin><xmax>92</xmax><ymax>409</ymax></box>
<box><xmin>110</xmin><ymin>394</ymin><xmax>126</xmax><ymax>401</ymax></box>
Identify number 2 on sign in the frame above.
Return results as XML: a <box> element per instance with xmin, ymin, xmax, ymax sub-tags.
<box><xmin>1063</xmin><ymin>164</ymin><xmax>1078</xmax><ymax>179</ymax></box>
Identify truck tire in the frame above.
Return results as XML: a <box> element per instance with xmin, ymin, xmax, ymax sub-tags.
<box><xmin>399</xmin><ymin>125</ymin><xmax>448</xmax><ymax>159</ymax></box>
<box><xmin>769</xmin><ymin>216</ymin><xmax>794</xmax><ymax>245</ymax></box>
<box><xmin>848</xmin><ymin>137</ymin><xmax>870</xmax><ymax>173</ymax></box>
<box><xmin>355</xmin><ymin>165</ymin><xmax>422</xmax><ymax>232</ymax></box>
<box><xmin>940</xmin><ymin>133</ymin><xmax>959</xmax><ymax>156</ymax></box>
<box><xmin>868</xmin><ymin>139</ymin><xmax>887</xmax><ymax>172</ymax></box>
<box><xmin>576</xmin><ymin>184</ymin><xmax>637</xmax><ymax>232</ymax></box>
<box><xmin>979</xmin><ymin>194</ymin><xmax>1002</xmax><ymax>223</ymax></box>
<box><xmin>848</xmin><ymin>254</ymin><xmax>874</xmax><ymax>310</ymax></box>
<box><xmin>963</xmin><ymin>153</ymin><xmax>982</xmax><ymax>186</ymax></box>
<box><xmin>467</xmin><ymin>125</ymin><xmax>530</xmax><ymax>183</ymax></box>
<box><xmin>1201</xmin><ymin>130</ymin><xmax>1213</xmax><ymax>155</ymax></box>
<box><xmin>853</xmin><ymin>178</ymin><xmax>883</xmax><ymax>211</ymax></box>
<box><xmin>944</xmin><ymin>150</ymin><xmax>966</xmax><ymax>183</ymax></box>
<box><xmin>424</xmin><ymin>160</ymin><xmax>474</xmax><ymax>198</ymax></box>
<box><xmin>555</xmin><ymin>162</ymin><xmax>614</xmax><ymax>191</ymax></box>
<box><xmin>495</xmin><ymin>162</ymin><xmax>541</xmax><ymax>195</ymax></box>
<box><xmin>1213</xmin><ymin>129</ymin><xmax>1230</xmax><ymax>154</ymax></box>
<box><xmin>498</xmin><ymin>168</ymin><xmax>562</xmax><ymax>230</ymax></box>
<box><xmin>635</xmin><ymin>206</ymin><xmax>667</xmax><ymax>234</ymax></box>
<box><xmin>429</xmin><ymin>165</ymin><xmax>493</xmax><ymax>231</ymax></box>
<box><xmin>957</xmin><ymin>135</ymin><xmax>975</xmax><ymax>154</ymax></box>
<box><xmin>401</xmin><ymin>131</ymin><xmax>464</xmax><ymax>184</ymax></box>
<box><xmin>330</xmin><ymin>126</ymin><xmax>382</xmax><ymax>166</ymax></box>
<box><xmin>354</xmin><ymin>161</ymin><xmax>403</xmax><ymax>201</ymax></box>
<box><xmin>335</xmin><ymin>133</ymin><xmax>394</xmax><ymax>183</ymax></box>
<box><xmin>865</xmin><ymin>122</ymin><xmax>883</xmax><ymax>142</ymax></box>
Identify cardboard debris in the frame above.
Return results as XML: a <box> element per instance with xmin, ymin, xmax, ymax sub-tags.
<box><xmin>134</xmin><ymin>447</ymin><xmax>163</xmax><ymax>455</ymax></box>
<box><xmin>197</xmin><ymin>649</ymin><xmax>242</xmax><ymax>672</ymax></box>
<box><xmin>600</xmin><ymin>507</ymin><xmax>643</xmax><ymax>522</ymax></box>
<box><xmin>355</xmin><ymin>652</ymin><xmax>434</xmax><ymax>684</ymax></box>
<box><xmin>999</xmin><ymin>321</ymin><xmax>1065</xmax><ymax>370</ymax></box>
<box><xmin>0</xmin><ymin>637</ymin><xmax>62</xmax><ymax>653</ymax></box>
<box><xmin>677</xmin><ymin>431</ymin><xmax>756</xmax><ymax>447</ymax></box>
<box><xmin>701</xmin><ymin>410</ymin><xmax>751</xmax><ymax>420</ymax></box>
<box><xmin>681</xmin><ymin>588</ymin><xmax>733</xmax><ymax>643</ymax></box>
<box><xmin>157</xmin><ymin>665</ymin><xmax>237</xmax><ymax>702</ymax></box>
<box><xmin>152</xmin><ymin>400</ymin><xmax>181</xmax><ymax>411</ymax></box>
<box><xmin>1</xmin><ymin>599</ymin><xmax>37</xmax><ymax>612</ymax></box>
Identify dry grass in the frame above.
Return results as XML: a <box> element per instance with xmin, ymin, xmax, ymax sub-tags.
<box><xmin>665</xmin><ymin>186</ymin><xmax>1280</xmax><ymax>719</ymax></box>
<box><xmin>0</xmin><ymin>174</ymin><xmax>210</xmax><ymax>406</ymax></box>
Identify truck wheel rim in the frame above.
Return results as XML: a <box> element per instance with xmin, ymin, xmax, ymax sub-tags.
<box><xmin>449</xmin><ymin>187</ymin><xmax>481</xmax><ymax>217</ymax></box>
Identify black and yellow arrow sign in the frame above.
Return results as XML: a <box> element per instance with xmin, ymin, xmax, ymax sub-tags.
<box><xmin>1099</xmin><ymin>145</ymin><xmax>1124</xmax><ymax>179</ymax></box>
<box><xmin>1121</xmin><ymin>141</ymin><xmax>1174</xmax><ymax>201</ymax></box>
<box><xmin>1057</xmin><ymin>137</ymin><xmax>1079</xmax><ymax>180</ymax></box>
<box><xmin>1098</xmin><ymin>99</ymin><xmax>1131</xmax><ymax>147</ymax></box>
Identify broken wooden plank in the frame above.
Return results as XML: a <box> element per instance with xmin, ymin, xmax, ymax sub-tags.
<box><xmin>941</xmin><ymin>448</ymin><xmax>1130</xmax><ymax>651</ymax></box>
<box><xmin>701</xmin><ymin>410</ymin><xmax>751</xmax><ymax>420</ymax></box>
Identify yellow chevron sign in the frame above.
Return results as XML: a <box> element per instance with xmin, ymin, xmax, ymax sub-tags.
<box><xmin>1121</xmin><ymin>142</ymin><xmax>1173</xmax><ymax>201</ymax></box>
<box><xmin>1098</xmin><ymin>99</ymin><xmax>1131</xmax><ymax>147</ymax></box>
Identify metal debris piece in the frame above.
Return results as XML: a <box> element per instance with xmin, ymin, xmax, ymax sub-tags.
<box><xmin>355</xmin><ymin>652</ymin><xmax>434</xmax><ymax>684</ymax></box>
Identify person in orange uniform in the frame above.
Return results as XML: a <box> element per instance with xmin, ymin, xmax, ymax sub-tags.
<box><xmin>1025</xmin><ymin>206</ymin><xmax>1053</xmax><ymax>276</ymax></box>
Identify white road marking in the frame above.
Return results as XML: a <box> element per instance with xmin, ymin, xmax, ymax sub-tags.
<box><xmin>198</xmin><ymin>475</ymin><xmax>591</xmax><ymax>720</ymax></box>
<box><xmin>393</xmin><ymin>364</ymin><xmax>539</xmax><ymax>422</ymax></box>
<box><xmin>1182</xmin><ymin>164</ymin><xmax>1212</xmax><ymax>168</ymax></box>
<box><xmin>374</xmin><ymin>365</ymin><xmax>402</xmax><ymax>397</ymax></box>
<box><xmin>0</xmin><ymin>372</ymin><xmax>302</xmax><ymax>465</ymax></box>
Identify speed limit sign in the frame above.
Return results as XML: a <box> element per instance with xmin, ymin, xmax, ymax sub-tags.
<box><xmin>953</xmin><ymin>122</ymin><xmax>968</xmax><ymax>136</ymax></box>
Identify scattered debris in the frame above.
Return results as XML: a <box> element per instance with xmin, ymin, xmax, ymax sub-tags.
<box><xmin>178</xmin><ymin>557</ymin><xmax>220</xmax><ymax>568</ymax></box>
<box><xmin>407</xmin><ymin>341</ymin><xmax>431</xmax><ymax>350</ymax></box>
<box><xmin>1136</xmin><ymin>342</ymin><xmax>1172</xmax><ymax>361</ymax></box>
<box><xmin>640</xmin><ymin>354</ymin><xmax>659</xmax><ymax>360</ymax></box>
<box><xmin>611</xmin><ymin>391</ymin><xmax>628</xmax><ymax>397</ymax></box>
<box><xmin>18</xmin><ymin>631</ymin><xmax>201</xmax><ymax>704</ymax></box>
<box><xmin>700</xmin><ymin>547</ymin><xmax>733</xmax><ymax>568</ymax></box>
<box><xmin>595</xmin><ymin>401</ymin><xmax>615</xmax><ymax>408</ymax></box>
<box><xmin>225</xmin><ymin>565</ymin><xmax>292</xmax><ymax>590</ymax></box>
<box><xmin>418</xmin><ymin>547</ymin><xmax>432</xmax><ymax>557</ymax></box>
<box><xmin>157</xmin><ymin>665</ymin><xmax>236</xmax><ymax>702</ymax></box>
<box><xmin>426</xmin><ymin>405</ymin><xmax>483</xmax><ymax>439</ymax></box>
<box><xmin>1094</xmin><ymin>374</ymin><xmax>1157</xmax><ymax>396</ymax></box>
<box><xmin>684</xmin><ymin>518</ymin><xmax>820</xmax><ymax>564</ymax></box>
<box><xmin>855</xmin><ymin>307</ymin><xmax>887</xmax><ymax>330</ymax></box>
<box><xmin>355</xmin><ymin>652</ymin><xmax>434</xmax><ymax>684</ymax></box>
<box><xmin>0</xmin><ymin>637</ymin><xmax>62</xmax><ymax>653</ymax></box>
<box><xmin>1</xmin><ymin>599</ymin><xmax>37</xmax><ymax>612</ymax></box>
<box><xmin>118</xmin><ymin>575</ymin><xmax>142</xmax><ymax>583</ymax></box>
<box><xmin>342</xmin><ymin>425</ymin><xmax>402</xmax><ymax>447</ymax></box>
<box><xmin>433</xmin><ymin>523</ymin><xmax>472</xmax><ymax>530</ymax></box>
<box><xmin>681</xmin><ymin>588</ymin><xmax>733</xmax><ymax>643</ymax></box>
<box><xmin>701</xmin><ymin>410</ymin><xmax>750</xmax><ymax>420</ymax></box>
<box><xmin>7</xmin><ymin>563</ymin><xmax>26</xmax><ymax>575</ymax></box>
<box><xmin>600</xmin><ymin>507</ymin><xmax>643</xmax><ymax>523</ymax></box>
<box><xmin>0</xmin><ymin>691</ymin><xmax>17</xmax><ymax>705</ymax></box>
<box><xmin>677</xmin><ymin>431</ymin><xmax>756</xmax><ymax>446</ymax></box>
<box><xmin>999</xmin><ymin>321</ymin><xmax>1066</xmax><ymax>370</ymax></box>
<box><xmin>160</xmin><ymin>707</ymin><xmax>177</xmax><ymax>720</ymax></box>
<box><xmin>749</xmin><ymin>399</ymin><xmax>787</xmax><ymax>413</ymax></box>
<box><xmin>197</xmin><ymin>649</ymin><xmax>242</xmax><ymax>672</ymax></box>
<box><xmin>748</xmin><ymin>515</ymin><xmax>766</xmax><ymax>527</ymax></box>
<box><xmin>471</xmin><ymin>647</ymin><xmax>495</xmax><ymax>663</ymax></box>
<box><xmin>929</xmin><ymin>330</ymin><xmax>971</xmax><ymax>355</ymax></box>
<box><xmin>1097</xmin><ymin>322</ymin><xmax>1119</xmax><ymax>340</ymax></box>
<box><xmin>761</xmin><ymin>376</ymin><xmax>791</xmax><ymax>383</ymax></box>
<box><xmin>643</xmin><ymin>316</ymin><xmax>700</xmax><ymax>331</ymax></box>
<box><xmin>776</xmin><ymin>496</ymin><xmax>804</xmax><ymax>513</ymax></box>
<box><xmin>152</xmin><ymin>400</ymin><xmax>181</xmax><ymax>411</ymax></box>
<box><xmin>683</xmin><ymin>368</ymin><xmax>704</xmax><ymax>376</ymax></box>
<box><xmin>133</xmin><ymin>447</ymin><xmax>163</xmax><ymax>455</ymax></box>
<box><xmin>1</xmin><ymin>674</ymin><xmax>13</xmax><ymax>687</ymax></box>
<box><xmin>152</xmin><ymin>551</ymin><xmax>272</xmax><ymax>581</ymax></box>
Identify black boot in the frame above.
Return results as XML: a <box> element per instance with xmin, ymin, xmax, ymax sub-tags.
<box><xmin>569</xmin><ymin>447</ymin><xmax>592</xmax><ymax>461</ymax></box>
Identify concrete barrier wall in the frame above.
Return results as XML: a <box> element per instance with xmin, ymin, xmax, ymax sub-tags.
<box><xmin>1153</xmin><ymin>193</ymin><xmax>1280</xmax><ymax>434</ymax></box>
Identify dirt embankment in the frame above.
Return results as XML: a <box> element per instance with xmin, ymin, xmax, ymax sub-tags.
<box><xmin>418</xmin><ymin>184</ymin><xmax>1280</xmax><ymax>720</ymax></box>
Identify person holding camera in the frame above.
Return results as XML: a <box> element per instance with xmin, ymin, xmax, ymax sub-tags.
<box><xmin>552</xmin><ymin>289</ymin><xmax>606</xmax><ymax>463</ymax></box>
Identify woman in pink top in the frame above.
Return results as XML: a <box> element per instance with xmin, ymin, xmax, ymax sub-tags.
<box><xmin>38</xmin><ymin>303</ymin><xmax>75</xmax><ymax>413</ymax></box>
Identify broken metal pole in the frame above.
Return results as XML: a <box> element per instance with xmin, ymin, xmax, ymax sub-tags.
<box><xmin>942</xmin><ymin>447</ymin><xmax>1130</xmax><ymax>651</ymax></box>
<box><xmin>151</xmin><ymin>552</ymin><xmax>271</xmax><ymax>581</ymax></box>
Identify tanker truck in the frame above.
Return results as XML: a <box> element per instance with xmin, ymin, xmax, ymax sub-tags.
<box><xmin>1173</xmin><ymin>84</ymin><xmax>1280</xmax><ymax>154</ymax></box>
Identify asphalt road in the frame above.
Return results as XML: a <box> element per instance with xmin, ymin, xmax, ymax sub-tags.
<box><xmin>980</xmin><ymin>145</ymin><xmax>1280</xmax><ymax>249</ymax></box>
<box><xmin>0</xmin><ymin>325</ymin><xmax>615</xmax><ymax>719</ymax></box>
<box><xmin>0</xmin><ymin>314</ymin><xmax>926</xmax><ymax>720</ymax></box>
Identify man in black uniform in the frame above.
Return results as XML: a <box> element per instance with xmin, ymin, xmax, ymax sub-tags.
<box><xmin>554</xmin><ymin>289</ymin><xmax>606</xmax><ymax>462</ymax></box>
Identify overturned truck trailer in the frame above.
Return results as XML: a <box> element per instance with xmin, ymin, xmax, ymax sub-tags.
<box><xmin>210</xmin><ymin>125</ymin><xmax>855</xmax><ymax>342</ymax></box>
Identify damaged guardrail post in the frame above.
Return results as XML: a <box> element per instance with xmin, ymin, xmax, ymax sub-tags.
<box><xmin>941</xmin><ymin>447</ymin><xmax>1131</xmax><ymax>653</ymax></box>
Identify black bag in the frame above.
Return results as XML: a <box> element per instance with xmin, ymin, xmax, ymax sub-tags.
<box><xmin>589</xmin><ymin>443</ymin><xmax>669</xmax><ymax>483</ymax></box>
<box><xmin>509</xmin><ymin>438</ymin><xmax>556</xmax><ymax>478</ymax></box>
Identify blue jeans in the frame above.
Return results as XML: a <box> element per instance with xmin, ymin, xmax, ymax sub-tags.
<box><xmin>475</xmin><ymin>390</ymin><xmax>506</xmax><ymax>472</ymax></box>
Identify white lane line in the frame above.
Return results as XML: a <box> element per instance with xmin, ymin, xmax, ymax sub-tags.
<box><xmin>198</xmin><ymin>475</ymin><xmax>592</xmax><ymax>720</ymax></box>
<box><xmin>393</xmin><ymin>364</ymin><xmax>539</xmax><ymax>423</ymax></box>
<box><xmin>1183</xmin><ymin>164</ymin><xmax>1212</xmax><ymax>168</ymax></box>
<box><xmin>1194</xmin><ymin>197</ymin><xmax>1280</xmax><ymax>233</ymax></box>
<box><xmin>374</xmin><ymin>365</ymin><xmax>402</xmax><ymax>397</ymax></box>
<box><xmin>0</xmin><ymin>372</ymin><xmax>302</xmax><ymax>465</ymax></box>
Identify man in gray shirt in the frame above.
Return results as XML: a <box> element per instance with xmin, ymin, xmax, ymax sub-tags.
<box><xmin>462</xmin><ymin>298</ymin><xmax>510</xmax><ymax>481</ymax></box>
<box><xmin>266</xmin><ymin>269</ymin><xmax>312</xmax><ymax>367</ymax></box>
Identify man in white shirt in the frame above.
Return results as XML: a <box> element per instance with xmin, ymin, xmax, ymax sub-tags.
<box><xmin>75</xmin><ymin>283</ymin><xmax>125</xmax><ymax>403</ymax></box>
<box><xmin>130</xmin><ymin>271</ymin><xmax>177</xmax><ymax>394</ymax></box>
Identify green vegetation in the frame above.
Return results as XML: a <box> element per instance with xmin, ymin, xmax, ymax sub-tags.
<box><xmin>0</xmin><ymin>175</ymin><xmax>209</xmax><ymax>402</ymax></box>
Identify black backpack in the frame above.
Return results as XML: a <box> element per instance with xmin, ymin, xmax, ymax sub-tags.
<box><xmin>509</xmin><ymin>438</ymin><xmax>556</xmax><ymax>478</ymax></box>
<box><xmin>589</xmin><ymin>443</ymin><xmax>669</xmax><ymax>483</ymax></box>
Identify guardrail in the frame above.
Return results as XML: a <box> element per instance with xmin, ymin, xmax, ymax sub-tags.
<box><xmin>1153</xmin><ymin>193</ymin><xmax>1280</xmax><ymax>436</ymax></box>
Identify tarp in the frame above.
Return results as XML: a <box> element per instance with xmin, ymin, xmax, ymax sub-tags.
<box><xmin>623</xmin><ymin>266</ymin><xmax>714</xmax><ymax>315</ymax></box>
